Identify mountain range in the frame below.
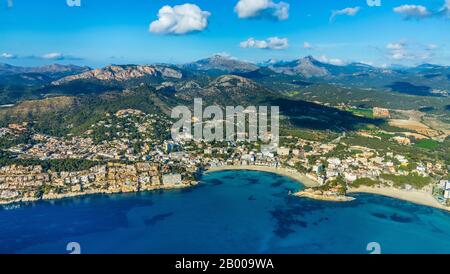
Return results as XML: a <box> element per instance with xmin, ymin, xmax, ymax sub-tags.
<box><xmin>182</xmin><ymin>54</ymin><xmax>259</xmax><ymax>74</ymax></box>
<box><xmin>52</xmin><ymin>64</ymin><xmax>183</xmax><ymax>85</ymax></box>
<box><xmin>1</xmin><ymin>55</ymin><xmax>449</xmax><ymax>106</ymax></box>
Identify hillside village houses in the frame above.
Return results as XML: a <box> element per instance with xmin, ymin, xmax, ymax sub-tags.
<box><xmin>0</xmin><ymin>109</ymin><xmax>448</xmax><ymax>206</ymax></box>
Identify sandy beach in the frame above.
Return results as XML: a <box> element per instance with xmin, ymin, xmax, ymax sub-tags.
<box><xmin>205</xmin><ymin>165</ymin><xmax>319</xmax><ymax>187</ymax></box>
<box><xmin>205</xmin><ymin>165</ymin><xmax>450</xmax><ymax>212</ymax></box>
<box><xmin>348</xmin><ymin>186</ymin><xmax>450</xmax><ymax>212</ymax></box>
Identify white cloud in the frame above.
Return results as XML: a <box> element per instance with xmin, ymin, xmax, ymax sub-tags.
<box><xmin>420</xmin><ymin>52</ymin><xmax>432</xmax><ymax>60</ymax></box>
<box><xmin>303</xmin><ymin>42</ymin><xmax>313</xmax><ymax>49</ymax></box>
<box><xmin>1</xmin><ymin>53</ymin><xmax>16</xmax><ymax>59</ymax></box>
<box><xmin>330</xmin><ymin>7</ymin><xmax>360</xmax><ymax>22</ymax></box>
<box><xmin>390</xmin><ymin>51</ymin><xmax>408</xmax><ymax>60</ymax></box>
<box><xmin>427</xmin><ymin>44</ymin><xmax>438</xmax><ymax>50</ymax></box>
<box><xmin>386</xmin><ymin>42</ymin><xmax>409</xmax><ymax>60</ymax></box>
<box><xmin>272</xmin><ymin>1</ymin><xmax>289</xmax><ymax>20</ymax></box>
<box><xmin>0</xmin><ymin>52</ymin><xmax>81</xmax><ymax>61</ymax></box>
<box><xmin>212</xmin><ymin>52</ymin><xmax>236</xmax><ymax>59</ymax></box>
<box><xmin>317</xmin><ymin>55</ymin><xmax>345</xmax><ymax>66</ymax></box>
<box><xmin>360</xmin><ymin>61</ymin><xmax>374</xmax><ymax>66</ymax></box>
<box><xmin>240</xmin><ymin>37</ymin><xmax>289</xmax><ymax>50</ymax></box>
<box><xmin>393</xmin><ymin>1</ymin><xmax>450</xmax><ymax>19</ymax></box>
<box><xmin>234</xmin><ymin>0</ymin><xmax>289</xmax><ymax>20</ymax></box>
<box><xmin>149</xmin><ymin>4</ymin><xmax>211</xmax><ymax>35</ymax></box>
<box><xmin>386</xmin><ymin>43</ymin><xmax>404</xmax><ymax>50</ymax></box>
<box><xmin>385</xmin><ymin>42</ymin><xmax>437</xmax><ymax>61</ymax></box>
<box><xmin>42</xmin><ymin>53</ymin><xmax>64</xmax><ymax>60</ymax></box>
<box><xmin>440</xmin><ymin>0</ymin><xmax>450</xmax><ymax>17</ymax></box>
<box><xmin>393</xmin><ymin>5</ymin><xmax>431</xmax><ymax>19</ymax></box>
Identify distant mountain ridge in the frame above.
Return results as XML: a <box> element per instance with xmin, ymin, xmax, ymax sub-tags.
<box><xmin>182</xmin><ymin>55</ymin><xmax>259</xmax><ymax>73</ymax></box>
<box><xmin>0</xmin><ymin>63</ymin><xmax>91</xmax><ymax>86</ymax></box>
<box><xmin>268</xmin><ymin>56</ymin><xmax>330</xmax><ymax>78</ymax></box>
<box><xmin>52</xmin><ymin>64</ymin><xmax>183</xmax><ymax>85</ymax></box>
<box><xmin>0</xmin><ymin>63</ymin><xmax>89</xmax><ymax>76</ymax></box>
<box><xmin>266</xmin><ymin>56</ymin><xmax>397</xmax><ymax>79</ymax></box>
<box><xmin>0</xmin><ymin>55</ymin><xmax>449</xmax><ymax>105</ymax></box>
<box><xmin>2</xmin><ymin>56</ymin><xmax>449</xmax><ymax>83</ymax></box>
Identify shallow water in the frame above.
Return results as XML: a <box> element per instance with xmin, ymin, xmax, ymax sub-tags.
<box><xmin>1</xmin><ymin>170</ymin><xmax>450</xmax><ymax>254</ymax></box>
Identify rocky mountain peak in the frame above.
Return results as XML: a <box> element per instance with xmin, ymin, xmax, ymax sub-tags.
<box><xmin>211</xmin><ymin>75</ymin><xmax>257</xmax><ymax>88</ymax></box>
<box><xmin>183</xmin><ymin>55</ymin><xmax>258</xmax><ymax>73</ymax></box>
<box><xmin>51</xmin><ymin>65</ymin><xmax>183</xmax><ymax>85</ymax></box>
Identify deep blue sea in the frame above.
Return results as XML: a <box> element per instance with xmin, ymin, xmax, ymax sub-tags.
<box><xmin>1</xmin><ymin>170</ymin><xmax>450</xmax><ymax>254</ymax></box>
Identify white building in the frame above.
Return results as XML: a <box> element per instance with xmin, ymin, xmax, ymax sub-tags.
<box><xmin>313</xmin><ymin>164</ymin><xmax>324</xmax><ymax>175</ymax></box>
<box><xmin>444</xmin><ymin>190</ymin><xmax>450</xmax><ymax>199</ymax></box>
<box><xmin>162</xmin><ymin>174</ymin><xmax>182</xmax><ymax>186</ymax></box>
<box><xmin>327</xmin><ymin>158</ymin><xmax>341</xmax><ymax>166</ymax></box>
<box><xmin>344</xmin><ymin>172</ymin><xmax>357</xmax><ymax>182</ymax></box>
<box><xmin>395</xmin><ymin>155</ymin><xmax>408</xmax><ymax>164</ymax></box>
<box><xmin>276</xmin><ymin>147</ymin><xmax>290</xmax><ymax>156</ymax></box>
<box><xmin>416</xmin><ymin>165</ymin><xmax>426</xmax><ymax>173</ymax></box>
<box><xmin>241</xmin><ymin>154</ymin><xmax>254</xmax><ymax>162</ymax></box>
<box><xmin>326</xmin><ymin>170</ymin><xmax>339</xmax><ymax>178</ymax></box>
<box><xmin>444</xmin><ymin>180</ymin><xmax>450</xmax><ymax>190</ymax></box>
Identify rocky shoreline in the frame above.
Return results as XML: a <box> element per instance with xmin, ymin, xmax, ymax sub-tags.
<box><xmin>2</xmin><ymin>164</ymin><xmax>449</xmax><ymax>214</ymax></box>
<box><xmin>0</xmin><ymin>162</ymin><xmax>201</xmax><ymax>206</ymax></box>
<box><xmin>0</xmin><ymin>182</ymin><xmax>194</xmax><ymax>206</ymax></box>
<box><xmin>293</xmin><ymin>189</ymin><xmax>355</xmax><ymax>202</ymax></box>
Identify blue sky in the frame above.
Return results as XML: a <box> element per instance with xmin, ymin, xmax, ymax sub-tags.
<box><xmin>0</xmin><ymin>0</ymin><xmax>449</xmax><ymax>67</ymax></box>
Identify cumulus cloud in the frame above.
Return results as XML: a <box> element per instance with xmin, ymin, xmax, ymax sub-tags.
<box><xmin>240</xmin><ymin>37</ymin><xmax>289</xmax><ymax>50</ymax></box>
<box><xmin>359</xmin><ymin>61</ymin><xmax>374</xmax><ymax>66</ymax></box>
<box><xmin>213</xmin><ymin>52</ymin><xmax>236</xmax><ymax>59</ymax></box>
<box><xmin>386</xmin><ymin>43</ymin><xmax>404</xmax><ymax>51</ymax></box>
<box><xmin>330</xmin><ymin>7</ymin><xmax>360</xmax><ymax>22</ymax></box>
<box><xmin>393</xmin><ymin>5</ymin><xmax>431</xmax><ymax>19</ymax></box>
<box><xmin>303</xmin><ymin>42</ymin><xmax>313</xmax><ymax>49</ymax></box>
<box><xmin>394</xmin><ymin>1</ymin><xmax>450</xmax><ymax>19</ymax></box>
<box><xmin>385</xmin><ymin>42</ymin><xmax>437</xmax><ymax>61</ymax></box>
<box><xmin>427</xmin><ymin>44</ymin><xmax>438</xmax><ymax>50</ymax></box>
<box><xmin>1</xmin><ymin>53</ymin><xmax>16</xmax><ymax>59</ymax></box>
<box><xmin>42</xmin><ymin>53</ymin><xmax>65</xmax><ymax>60</ymax></box>
<box><xmin>439</xmin><ymin>0</ymin><xmax>450</xmax><ymax>17</ymax></box>
<box><xmin>149</xmin><ymin>4</ymin><xmax>211</xmax><ymax>34</ymax></box>
<box><xmin>0</xmin><ymin>52</ymin><xmax>81</xmax><ymax>61</ymax></box>
<box><xmin>39</xmin><ymin>53</ymin><xmax>82</xmax><ymax>61</ymax></box>
<box><xmin>386</xmin><ymin>42</ymin><xmax>409</xmax><ymax>60</ymax></box>
<box><xmin>423</xmin><ymin>43</ymin><xmax>439</xmax><ymax>60</ymax></box>
<box><xmin>390</xmin><ymin>51</ymin><xmax>408</xmax><ymax>60</ymax></box>
<box><xmin>234</xmin><ymin>0</ymin><xmax>289</xmax><ymax>20</ymax></box>
<box><xmin>317</xmin><ymin>55</ymin><xmax>345</xmax><ymax>66</ymax></box>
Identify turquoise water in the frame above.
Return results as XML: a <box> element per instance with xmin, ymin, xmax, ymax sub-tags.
<box><xmin>1</xmin><ymin>170</ymin><xmax>450</xmax><ymax>254</ymax></box>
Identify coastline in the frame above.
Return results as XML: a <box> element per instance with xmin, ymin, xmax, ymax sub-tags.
<box><xmin>0</xmin><ymin>183</ymin><xmax>192</xmax><ymax>206</ymax></box>
<box><xmin>2</xmin><ymin>165</ymin><xmax>449</xmax><ymax>213</ymax></box>
<box><xmin>205</xmin><ymin>165</ymin><xmax>450</xmax><ymax>212</ymax></box>
<box><xmin>205</xmin><ymin>165</ymin><xmax>319</xmax><ymax>188</ymax></box>
<box><xmin>348</xmin><ymin>186</ymin><xmax>450</xmax><ymax>213</ymax></box>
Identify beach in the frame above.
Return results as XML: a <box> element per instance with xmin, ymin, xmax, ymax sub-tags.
<box><xmin>205</xmin><ymin>165</ymin><xmax>319</xmax><ymax>188</ymax></box>
<box><xmin>6</xmin><ymin>170</ymin><xmax>450</xmax><ymax>254</ymax></box>
<box><xmin>348</xmin><ymin>186</ymin><xmax>450</xmax><ymax>212</ymax></box>
<box><xmin>205</xmin><ymin>165</ymin><xmax>450</xmax><ymax>212</ymax></box>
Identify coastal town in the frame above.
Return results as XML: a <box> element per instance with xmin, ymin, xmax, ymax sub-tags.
<box><xmin>3</xmin><ymin>0</ymin><xmax>450</xmax><ymax>256</ymax></box>
<box><xmin>0</xmin><ymin>107</ymin><xmax>449</xmax><ymax>210</ymax></box>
